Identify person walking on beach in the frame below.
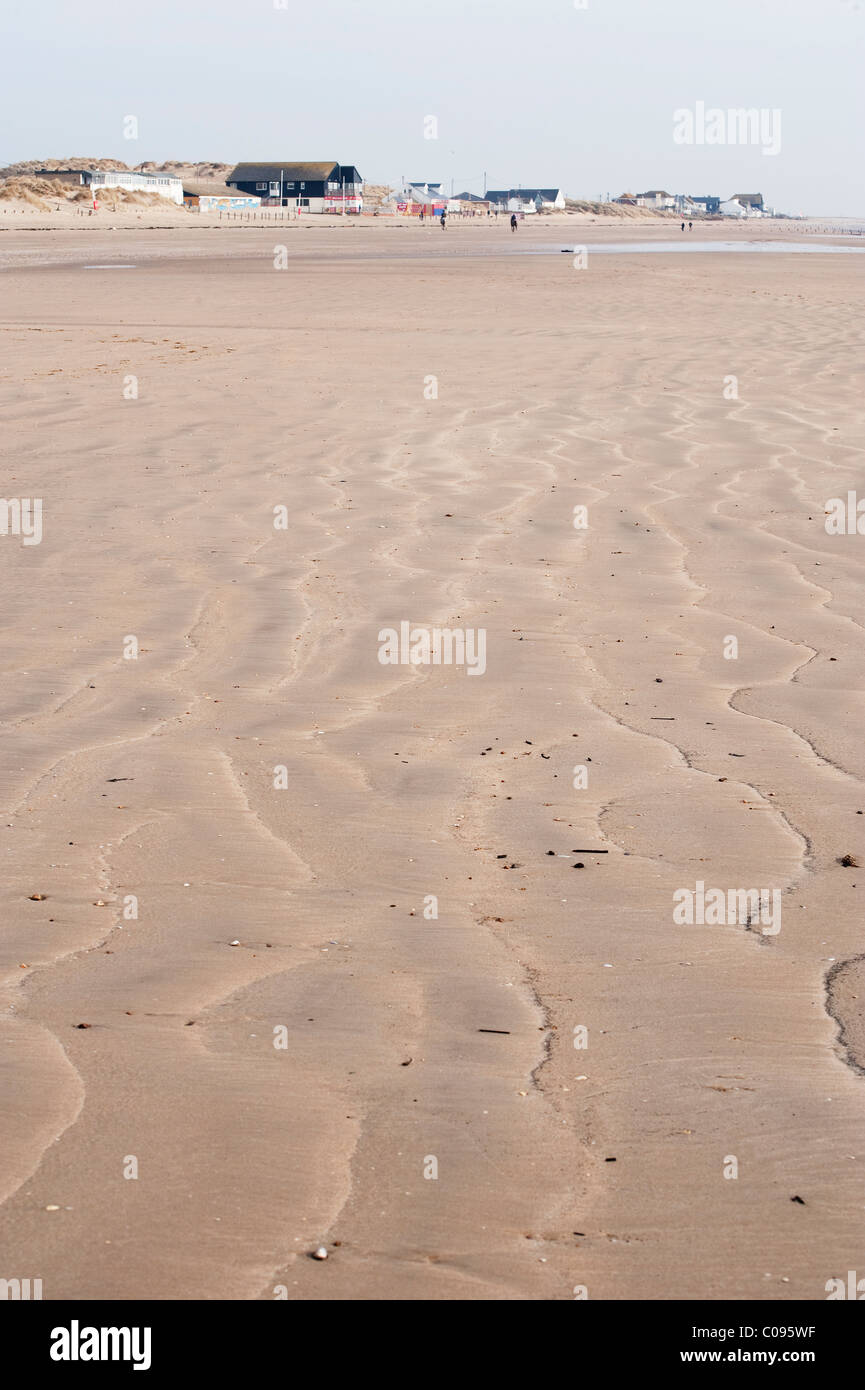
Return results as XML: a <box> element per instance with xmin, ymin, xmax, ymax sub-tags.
<box><xmin>681</xmin><ymin>221</ymin><xmax>685</xmax><ymax>231</ymax></box>
<box><xmin>440</xmin><ymin>212</ymin><xmax>446</xmax><ymax>229</ymax></box>
<box><xmin>510</xmin><ymin>213</ymin><xmax>518</xmax><ymax>232</ymax></box>
<box><xmin>689</xmin><ymin>220</ymin><xmax>693</xmax><ymax>231</ymax></box>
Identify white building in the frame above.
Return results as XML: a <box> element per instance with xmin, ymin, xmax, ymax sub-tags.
<box><xmin>86</xmin><ymin>171</ymin><xmax>184</xmax><ymax>204</ymax></box>
<box><xmin>486</xmin><ymin>187</ymin><xmax>565</xmax><ymax>212</ymax></box>
<box><xmin>406</xmin><ymin>181</ymin><xmax>445</xmax><ymax>200</ymax></box>
<box><xmin>720</xmin><ymin>192</ymin><xmax>765</xmax><ymax>218</ymax></box>
<box><xmin>635</xmin><ymin>190</ymin><xmax>676</xmax><ymax>210</ymax></box>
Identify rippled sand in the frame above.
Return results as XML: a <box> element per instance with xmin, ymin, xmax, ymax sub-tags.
<box><xmin>1</xmin><ymin>219</ymin><xmax>863</xmax><ymax>1299</ymax></box>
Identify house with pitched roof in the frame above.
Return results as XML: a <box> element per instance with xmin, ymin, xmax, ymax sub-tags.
<box><xmin>720</xmin><ymin>193</ymin><xmax>765</xmax><ymax>218</ymax></box>
<box><xmin>486</xmin><ymin>187</ymin><xmax>565</xmax><ymax>212</ymax></box>
<box><xmin>635</xmin><ymin>190</ymin><xmax>676</xmax><ymax>210</ymax></box>
<box><xmin>406</xmin><ymin>181</ymin><xmax>445</xmax><ymax>199</ymax></box>
<box><xmin>226</xmin><ymin>162</ymin><xmax>363</xmax><ymax>211</ymax></box>
<box><xmin>731</xmin><ymin>192</ymin><xmax>764</xmax><ymax>212</ymax></box>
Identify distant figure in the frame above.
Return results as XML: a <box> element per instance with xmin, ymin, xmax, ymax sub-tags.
<box><xmin>681</xmin><ymin>221</ymin><xmax>685</xmax><ymax>231</ymax></box>
<box><xmin>419</xmin><ymin>209</ymin><xmax>424</xmax><ymax>223</ymax></box>
<box><xmin>440</xmin><ymin>213</ymin><xmax>446</xmax><ymax>229</ymax></box>
<box><xmin>510</xmin><ymin>213</ymin><xmax>518</xmax><ymax>232</ymax></box>
<box><xmin>689</xmin><ymin>220</ymin><xmax>693</xmax><ymax>230</ymax></box>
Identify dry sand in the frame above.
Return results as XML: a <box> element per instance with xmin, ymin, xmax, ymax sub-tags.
<box><xmin>0</xmin><ymin>218</ymin><xmax>863</xmax><ymax>1300</ymax></box>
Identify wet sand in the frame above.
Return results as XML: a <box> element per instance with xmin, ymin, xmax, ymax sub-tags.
<box><xmin>0</xmin><ymin>219</ymin><xmax>863</xmax><ymax>1299</ymax></box>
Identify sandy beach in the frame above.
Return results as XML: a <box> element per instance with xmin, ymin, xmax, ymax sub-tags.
<box><xmin>1</xmin><ymin>217</ymin><xmax>864</xmax><ymax>1301</ymax></box>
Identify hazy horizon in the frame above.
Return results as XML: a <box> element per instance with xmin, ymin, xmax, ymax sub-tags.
<box><xmin>3</xmin><ymin>0</ymin><xmax>863</xmax><ymax>216</ymax></box>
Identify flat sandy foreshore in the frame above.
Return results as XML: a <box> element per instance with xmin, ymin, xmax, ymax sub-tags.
<box><xmin>0</xmin><ymin>219</ymin><xmax>863</xmax><ymax>1300</ymax></box>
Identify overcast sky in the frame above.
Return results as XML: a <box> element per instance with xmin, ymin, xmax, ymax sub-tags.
<box><xmin>3</xmin><ymin>0</ymin><xmax>863</xmax><ymax>214</ymax></box>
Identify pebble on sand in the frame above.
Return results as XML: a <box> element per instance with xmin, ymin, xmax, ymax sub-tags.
<box><xmin>311</xmin><ymin>1246</ymin><xmax>329</xmax><ymax>1260</ymax></box>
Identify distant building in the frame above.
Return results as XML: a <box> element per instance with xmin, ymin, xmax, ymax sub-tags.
<box><xmin>182</xmin><ymin>180</ymin><xmax>260</xmax><ymax>211</ymax></box>
<box><xmin>690</xmin><ymin>195</ymin><xmax>721</xmax><ymax>215</ymax></box>
<box><xmin>486</xmin><ymin>188</ymin><xmax>565</xmax><ymax>212</ymax></box>
<box><xmin>635</xmin><ymin>190</ymin><xmax>676</xmax><ymax>210</ymax></box>
<box><xmin>731</xmin><ymin>192</ymin><xmax>764</xmax><ymax>212</ymax></box>
<box><xmin>450</xmin><ymin>191</ymin><xmax>491</xmax><ymax>214</ymax></box>
<box><xmin>28</xmin><ymin>169</ymin><xmax>89</xmax><ymax>187</ymax></box>
<box><xmin>406</xmin><ymin>181</ymin><xmax>444</xmax><ymax>199</ymax></box>
<box><xmin>395</xmin><ymin>184</ymin><xmax>447</xmax><ymax>216</ymax></box>
<box><xmin>227</xmin><ymin>162</ymin><xmax>363</xmax><ymax>212</ymax></box>
<box><xmin>86</xmin><ymin>170</ymin><xmax>184</xmax><ymax>203</ymax></box>
<box><xmin>720</xmin><ymin>193</ymin><xmax>765</xmax><ymax>218</ymax></box>
<box><xmin>27</xmin><ymin>168</ymin><xmax>184</xmax><ymax>202</ymax></box>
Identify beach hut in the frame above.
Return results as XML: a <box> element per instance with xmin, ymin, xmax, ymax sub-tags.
<box><xmin>182</xmin><ymin>181</ymin><xmax>260</xmax><ymax>211</ymax></box>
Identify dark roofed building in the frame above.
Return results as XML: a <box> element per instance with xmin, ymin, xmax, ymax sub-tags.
<box><xmin>731</xmin><ymin>192</ymin><xmax>764</xmax><ymax>209</ymax></box>
<box><xmin>28</xmin><ymin>169</ymin><xmax>88</xmax><ymax>186</ymax></box>
<box><xmin>449</xmin><ymin>191</ymin><xmax>491</xmax><ymax>215</ymax></box>
<box><xmin>229</xmin><ymin>161</ymin><xmax>338</xmax><ymax>186</ymax></box>
<box><xmin>227</xmin><ymin>162</ymin><xmax>363</xmax><ymax>211</ymax></box>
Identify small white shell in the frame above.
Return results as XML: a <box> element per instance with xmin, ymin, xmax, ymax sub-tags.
<box><xmin>312</xmin><ymin>1246</ymin><xmax>328</xmax><ymax>1261</ymax></box>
